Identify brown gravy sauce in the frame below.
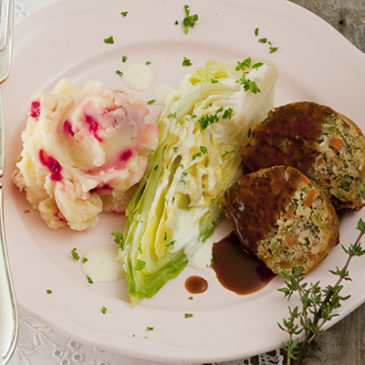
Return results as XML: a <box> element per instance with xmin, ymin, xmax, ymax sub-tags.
<box><xmin>185</xmin><ymin>275</ymin><xmax>208</xmax><ymax>294</ymax></box>
<box><xmin>213</xmin><ymin>232</ymin><xmax>275</xmax><ymax>294</ymax></box>
<box><xmin>241</xmin><ymin>102</ymin><xmax>333</xmax><ymax>173</ymax></box>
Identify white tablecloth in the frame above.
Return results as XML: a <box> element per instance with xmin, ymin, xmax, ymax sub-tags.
<box><xmin>7</xmin><ymin>1</ymin><xmax>283</xmax><ymax>364</ymax></box>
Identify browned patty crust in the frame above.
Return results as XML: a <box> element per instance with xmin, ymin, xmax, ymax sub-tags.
<box><xmin>221</xmin><ymin>166</ymin><xmax>339</xmax><ymax>274</ymax></box>
<box><xmin>241</xmin><ymin>102</ymin><xmax>365</xmax><ymax>210</ymax></box>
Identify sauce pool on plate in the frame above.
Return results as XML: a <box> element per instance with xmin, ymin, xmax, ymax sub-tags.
<box><xmin>213</xmin><ymin>232</ymin><xmax>275</xmax><ymax>294</ymax></box>
<box><xmin>185</xmin><ymin>275</ymin><xmax>208</xmax><ymax>294</ymax></box>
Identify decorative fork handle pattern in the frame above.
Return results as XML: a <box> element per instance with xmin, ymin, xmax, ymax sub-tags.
<box><xmin>0</xmin><ymin>0</ymin><xmax>18</xmax><ymax>364</ymax></box>
<box><xmin>0</xmin><ymin>185</ymin><xmax>18</xmax><ymax>365</ymax></box>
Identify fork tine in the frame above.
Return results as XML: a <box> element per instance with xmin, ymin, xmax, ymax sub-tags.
<box><xmin>0</xmin><ymin>0</ymin><xmax>13</xmax><ymax>83</ymax></box>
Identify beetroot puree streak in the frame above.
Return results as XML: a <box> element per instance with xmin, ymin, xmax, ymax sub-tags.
<box><xmin>84</xmin><ymin>114</ymin><xmax>102</xmax><ymax>142</ymax></box>
<box><xmin>63</xmin><ymin>120</ymin><xmax>75</xmax><ymax>136</ymax></box>
<box><xmin>120</xmin><ymin>149</ymin><xmax>133</xmax><ymax>162</ymax></box>
<box><xmin>30</xmin><ymin>101</ymin><xmax>40</xmax><ymax>118</ymax></box>
<box><xmin>39</xmin><ymin>149</ymin><xmax>62</xmax><ymax>181</ymax></box>
<box><xmin>90</xmin><ymin>184</ymin><xmax>113</xmax><ymax>193</ymax></box>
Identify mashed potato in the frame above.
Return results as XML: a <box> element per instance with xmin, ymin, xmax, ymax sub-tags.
<box><xmin>13</xmin><ymin>79</ymin><xmax>159</xmax><ymax>230</ymax></box>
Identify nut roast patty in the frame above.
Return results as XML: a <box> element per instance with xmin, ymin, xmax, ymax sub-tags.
<box><xmin>221</xmin><ymin>166</ymin><xmax>339</xmax><ymax>274</ymax></box>
<box><xmin>241</xmin><ymin>102</ymin><xmax>365</xmax><ymax>211</ymax></box>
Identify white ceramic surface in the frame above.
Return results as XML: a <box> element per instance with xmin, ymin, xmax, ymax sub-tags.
<box><xmin>3</xmin><ymin>0</ymin><xmax>365</xmax><ymax>363</ymax></box>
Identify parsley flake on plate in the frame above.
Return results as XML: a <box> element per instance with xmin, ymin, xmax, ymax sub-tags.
<box><xmin>182</xmin><ymin>57</ymin><xmax>192</xmax><ymax>66</ymax></box>
<box><xmin>112</xmin><ymin>231</ymin><xmax>124</xmax><ymax>249</ymax></box>
<box><xmin>182</xmin><ymin>5</ymin><xmax>199</xmax><ymax>34</ymax></box>
<box><xmin>104</xmin><ymin>35</ymin><xmax>114</xmax><ymax>44</ymax></box>
<box><xmin>269</xmin><ymin>46</ymin><xmax>279</xmax><ymax>53</ymax></box>
<box><xmin>71</xmin><ymin>248</ymin><xmax>80</xmax><ymax>261</ymax></box>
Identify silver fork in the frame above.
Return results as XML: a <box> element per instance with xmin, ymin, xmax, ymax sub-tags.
<box><xmin>0</xmin><ymin>0</ymin><xmax>18</xmax><ymax>364</ymax></box>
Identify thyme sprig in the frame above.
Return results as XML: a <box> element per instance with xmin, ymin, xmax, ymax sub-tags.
<box><xmin>278</xmin><ymin>184</ymin><xmax>365</xmax><ymax>365</ymax></box>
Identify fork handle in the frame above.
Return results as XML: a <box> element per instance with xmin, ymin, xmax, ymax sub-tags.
<box><xmin>0</xmin><ymin>186</ymin><xmax>18</xmax><ymax>364</ymax></box>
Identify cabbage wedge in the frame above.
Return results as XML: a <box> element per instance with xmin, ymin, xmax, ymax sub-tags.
<box><xmin>118</xmin><ymin>59</ymin><xmax>278</xmax><ymax>305</ymax></box>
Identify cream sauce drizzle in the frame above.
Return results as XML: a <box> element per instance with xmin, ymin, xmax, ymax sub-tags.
<box><xmin>82</xmin><ymin>245</ymin><xmax>123</xmax><ymax>282</ymax></box>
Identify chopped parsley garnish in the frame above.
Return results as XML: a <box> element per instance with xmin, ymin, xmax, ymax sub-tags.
<box><xmin>168</xmin><ymin>112</ymin><xmax>177</xmax><ymax>118</ymax></box>
<box><xmin>101</xmin><ymin>306</ymin><xmax>107</xmax><ymax>314</ymax></box>
<box><xmin>178</xmin><ymin>164</ymin><xmax>184</xmax><ymax>169</ymax></box>
<box><xmin>269</xmin><ymin>46</ymin><xmax>279</xmax><ymax>53</ymax></box>
<box><xmin>82</xmin><ymin>257</ymin><xmax>88</xmax><ymax>264</ymax></box>
<box><xmin>121</xmin><ymin>11</ymin><xmax>128</xmax><ymax>17</ymax></box>
<box><xmin>197</xmin><ymin>106</ymin><xmax>232</xmax><ymax>129</ymax></box>
<box><xmin>182</xmin><ymin>57</ymin><xmax>192</xmax><ymax>66</ymax></box>
<box><xmin>180</xmin><ymin>171</ymin><xmax>188</xmax><ymax>184</ymax></box>
<box><xmin>71</xmin><ymin>248</ymin><xmax>80</xmax><ymax>261</ymax></box>
<box><xmin>252</xmin><ymin>62</ymin><xmax>264</xmax><ymax>69</ymax></box>
<box><xmin>192</xmin><ymin>152</ymin><xmax>202</xmax><ymax>160</ymax></box>
<box><xmin>122</xmin><ymin>56</ymin><xmax>128</xmax><ymax>63</ymax></box>
<box><xmin>221</xmin><ymin>144</ymin><xmax>238</xmax><ymax>158</ymax></box>
<box><xmin>175</xmin><ymin>20</ymin><xmax>179</xmax><ymax>25</ymax></box>
<box><xmin>116</xmin><ymin>70</ymin><xmax>123</xmax><ymax>77</ymax></box>
<box><xmin>240</xmin><ymin>74</ymin><xmax>261</xmax><ymax>94</ymax></box>
<box><xmin>46</xmin><ymin>289</ymin><xmax>52</xmax><ymax>294</ymax></box>
<box><xmin>254</xmin><ymin>29</ymin><xmax>279</xmax><ymax>53</ymax></box>
<box><xmin>87</xmin><ymin>276</ymin><xmax>94</xmax><ymax>284</ymax></box>
<box><xmin>200</xmin><ymin>146</ymin><xmax>208</xmax><ymax>154</ymax></box>
<box><xmin>245</xmin><ymin>79</ymin><xmax>260</xmax><ymax>93</ymax></box>
<box><xmin>198</xmin><ymin>113</ymin><xmax>219</xmax><ymax>129</ymax></box>
<box><xmin>147</xmin><ymin>99</ymin><xmax>156</xmax><ymax>105</ymax></box>
<box><xmin>145</xmin><ymin>60</ymin><xmax>151</xmax><ymax>65</ymax></box>
<box><xmin>167</xmin><ymin>240</ymin><xmax>175</xmax><ymax>247</ymax></box>
<box><xmin>104</xmin><ymin>35</ymin><xmax>114</xmax><ymax>44</ymax></box>
<box><xmin>164</xmin><ymin>232</ymin><xmax>167</xmax><ymax>241</ymax></box>
<box><xmin>135</xmin><ymin>259</ymin><xmax>146</xmax><ymax>271</ymax></box>
<box><xmin>182</xmin><ymin>5</ymin><xmax>199</xmax><ymax>34</ymax></box>
<box><xmin>112</xmin><ymin>231</ymin><xmax>124</xmax><ymax>249</ymax></box>
<box><xmin>146</xmin><ymin>326</ymin><xmax>154</xmax><ymax>331</ymax></box>
<box><xmin>184</xmin><ymin>313</ymin><xmax>193</xmax><ymax>318</ymax></box>
<box><xmin>236</xmin><ymin>57</ymin><xmax>251</xmax><ymax>71</ymax></box>
<box><xmin>173</xmin><ymin>146</ymin><xmax>179</xmax><ymax>152</ymax></box>
<box><xmin>188</xmin><ymin>296</ymin><xmax>193</xmax><ymax>300</ymax></box>
<box><xmin>154</xmin><ymin>165</ymin><xmax>159</xmax><ymax>170</ymax></box>
<box><xmin>235</xmin><ymin>58</ymin><xmax>262</xmax><ymax>94</ymax></box>
<box><xmin>222</xmin><ymin>107</ymin><xmax>233</xmax><ymax>119</ymax></box>
<box><xmin>210</xmin><ymin>78</ymin><xmax>219</xmax><ymax>83</ymax></box>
